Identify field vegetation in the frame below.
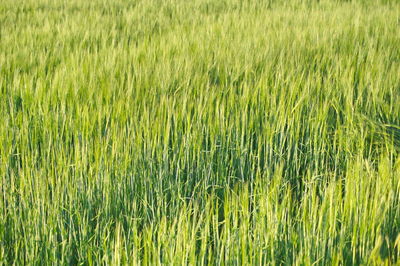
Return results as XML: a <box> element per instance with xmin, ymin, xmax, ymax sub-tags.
<box><xmin>1</xmin><ymin>0</ymin><xmax>400</xmax><ymax>264</ymax></box>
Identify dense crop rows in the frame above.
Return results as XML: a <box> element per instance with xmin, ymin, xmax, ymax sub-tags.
<box><xmin>1</xmin><ymin>0</ymin><xmax>400</xmax><ymax>264</ymax></box>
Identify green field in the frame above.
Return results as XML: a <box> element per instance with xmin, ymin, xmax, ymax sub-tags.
<box><xmin>1</xmin><ymin>0</ymin><xmax>400</xmax><ymax>264</ymax></box>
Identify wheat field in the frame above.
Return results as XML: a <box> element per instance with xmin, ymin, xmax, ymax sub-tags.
<box><xmin>1</xmin><ymin>0</ymin><xmax>400</xmax><ymax>264</ymax></box>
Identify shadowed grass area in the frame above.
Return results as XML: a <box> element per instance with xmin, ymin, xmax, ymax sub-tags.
<box><xmin>0</xmin><ymin>0</ymin><xmax>399</xmax><ymax>264</ymax></box>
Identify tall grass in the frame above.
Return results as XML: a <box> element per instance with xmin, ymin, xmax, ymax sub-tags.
<box><xmin>1</xmin><ymin>0</ymin><xmax>399</xmax><ymax>264</ymax></box>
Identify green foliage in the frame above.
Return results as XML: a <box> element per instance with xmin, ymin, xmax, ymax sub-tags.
<box><xmin>0</xmin><ymin>0</ymin><xmax>399</xmax><ymax>264</ymax></box>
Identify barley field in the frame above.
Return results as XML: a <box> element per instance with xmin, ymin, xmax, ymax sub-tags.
<box><xmin>1</xmin><ymin>0</ymin><xmax>400</xmax><ymax>264</ymax></box>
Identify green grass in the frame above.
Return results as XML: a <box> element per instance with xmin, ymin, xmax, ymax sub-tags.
<box><xmin>1</xmin><ymin>0</ymin><xmax>400</xmax><ymax>264</ymax></box>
